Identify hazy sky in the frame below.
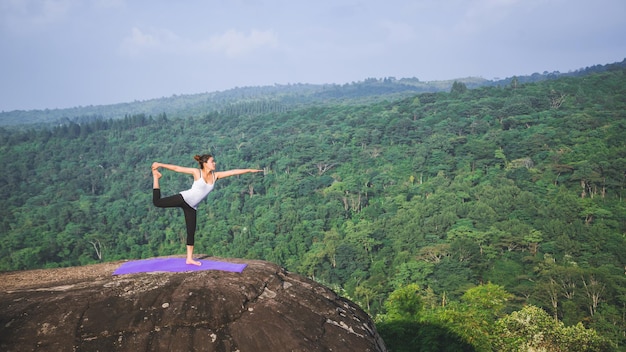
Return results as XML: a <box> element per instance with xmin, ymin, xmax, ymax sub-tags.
<box><xmin>1</xmin><ymin>0</ymin><xmax>624</xmax><ymax>111</ymax></box>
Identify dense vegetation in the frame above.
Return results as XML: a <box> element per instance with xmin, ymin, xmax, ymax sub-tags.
<box><xmin>1</xmin><ymin>66</ymin><xmax>625</xmax><ymax>350</ymax></box>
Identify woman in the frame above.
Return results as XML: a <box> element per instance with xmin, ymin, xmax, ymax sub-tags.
<box><xmin>151</xmin><ymin>154</ymin><xmax>262</xmax><ymax>266</ymax></box>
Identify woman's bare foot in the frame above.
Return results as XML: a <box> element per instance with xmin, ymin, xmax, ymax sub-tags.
<box><xmin>152</xmin><ymin>168</ymin><xmax>162</xmax><ymax>188</ymax></box>
<box><xmin>186</xmin><ymin>258</ymin><xmax>202</xmax><ymax>266</ymax></box>
<box><xmin>185</xmin><ymin>245</ymin><xmax>201</xmax><ymax>266</ymax></box>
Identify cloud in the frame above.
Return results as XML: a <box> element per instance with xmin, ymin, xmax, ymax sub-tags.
<box><xmin>119</xmin><ymin>27</ymin><xmax>279</xmax><ymax>59</ymax></box>
<box><xmin>207</xmin><ymin>29</ymin><xmax>279</xmax><ymax>57</ymax></box>
<box><xmin>0</xmin><ymin>0</ymin><xmax>73</xmax><ymax>33</ymax></box>
<box><xmin>119</xmin><ymin>27</ymin><xmax>182</xmax><ymax>57</ymax></box>
<box><xmin>92</xmin><ymin>0</ymin><xmax>125</xmax><ymax>10</ymax></box>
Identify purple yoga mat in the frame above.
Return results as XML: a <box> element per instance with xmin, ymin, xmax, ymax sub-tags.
<box><xmin>112</xmin><ymin>258</ymin><xmax>247</xmax><ymax>275</ymax></box>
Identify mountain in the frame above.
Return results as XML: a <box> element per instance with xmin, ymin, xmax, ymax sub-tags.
<box><xmin>1</xmin><ymin>59</ymin><xmax>625</xmax><ymax>349</ymax></box>
<box><xmin>1</xmin><ymin>58</ymin><xmax>623</xmax><ymax>127</ymax></box>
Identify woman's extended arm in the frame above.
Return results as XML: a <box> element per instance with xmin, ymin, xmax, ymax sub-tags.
<box><xmin>152</xmin><ymin>162</ymin><xmax>198</xmax><ymax>176</ymax></box>
<box><xmin>215</xmin><ymin>169</ymin><xmax>263</xmax><ymax>179</ymax></box>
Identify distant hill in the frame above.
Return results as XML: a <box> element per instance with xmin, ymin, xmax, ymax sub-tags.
<box><xmin>1</xmin><ymin>58</ymin><xmax>623</xmax><ymax>127</ymax></box>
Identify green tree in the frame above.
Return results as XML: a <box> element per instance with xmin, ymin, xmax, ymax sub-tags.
<box><xmin>384</xmin><ymin>283</ymin><xmax>423</xmax><ymax>321</ymax></box>
<box><xmin>494</xmin><ymin>305</ymin><xmax>615</xmax><ymax>352</ymax></box>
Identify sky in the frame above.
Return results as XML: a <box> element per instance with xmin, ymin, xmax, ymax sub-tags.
<box><xmin>0</xmin><ymin>0</ymin><xmax>624</xmax><ymax>112</ymax></box>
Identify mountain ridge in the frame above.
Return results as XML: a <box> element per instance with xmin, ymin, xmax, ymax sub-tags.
<box><xmin>2</xmin><ymin>58</ymin><xmax>623</xmax><ymax>127</ymax></box>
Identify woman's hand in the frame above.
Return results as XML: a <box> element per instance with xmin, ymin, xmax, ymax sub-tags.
<box><xmin>152</xmin><ymin>162</ymin><xmax>161</xmax><ymax>170</ymax></box>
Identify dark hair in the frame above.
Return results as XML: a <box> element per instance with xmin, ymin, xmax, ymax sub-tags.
<box><xmin>193</xmin><ymin>154</ymin><xmax>213</xmax><ymax>169</ymax></box>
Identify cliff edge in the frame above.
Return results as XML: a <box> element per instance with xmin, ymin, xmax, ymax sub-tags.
<box><xmin>0</xmin><ymin>257</ymin><xmax>387</xmax><ymax>352</ymax></box>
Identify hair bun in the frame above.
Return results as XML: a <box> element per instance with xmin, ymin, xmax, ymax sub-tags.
<box><xmin>193</xmin><ymin>155</ymin><xmax>201</xmax><ymax>162</ymax></box>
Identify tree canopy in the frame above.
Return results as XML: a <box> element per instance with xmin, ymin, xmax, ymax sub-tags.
<box><xmin>1</xmin><ymin>66</ymin><xmax>625</xmax><ymax>350</ymax></box>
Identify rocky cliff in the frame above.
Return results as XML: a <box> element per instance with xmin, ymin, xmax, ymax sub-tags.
<box><xmin>0</xmin><ymin>257</ymin><xmax>387</xmax><ymax>352</ymax></box>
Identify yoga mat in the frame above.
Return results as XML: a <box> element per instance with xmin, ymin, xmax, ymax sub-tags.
<box><xmin>113</xmin><ymin>258</ymin><xmax>247</xmax><ymax>275</ymax></box>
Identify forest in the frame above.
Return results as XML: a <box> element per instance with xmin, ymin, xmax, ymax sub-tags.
<box><xmin>1</xmin><ymin>64</ymin><xmax>625</xmax><ymax>351</ymax></box>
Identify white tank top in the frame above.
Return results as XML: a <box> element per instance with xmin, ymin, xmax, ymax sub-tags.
<box><xmin>180</xmin><ymin>172</ymin><xmax>216</xmax><ymax>209</ymax></box>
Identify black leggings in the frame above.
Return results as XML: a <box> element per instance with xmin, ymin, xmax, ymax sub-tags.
<box><xmin>153</xmin><ymin>189</ymin><xmax>197</xmax><ymax>246</ymax></box>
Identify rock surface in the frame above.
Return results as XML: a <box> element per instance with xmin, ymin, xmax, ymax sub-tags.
<box><xmin>0</xmin><ymin>257</ymin><xmax>387</xmax><ymax>352</ymax></box>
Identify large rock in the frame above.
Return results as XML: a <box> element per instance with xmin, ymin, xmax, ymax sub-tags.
<box><xmin>0</xmin><ymin>257</ymin><xmax>387</xmax><ymax>352</ymax></box>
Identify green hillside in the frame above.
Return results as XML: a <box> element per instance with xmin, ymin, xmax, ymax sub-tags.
<box><xmin>2</xmin><ymin>59</ymin><xmax>622</xmax><ymax>127</ymax></box>
<box><xmin>0</xmin><ymin>78</ymin><xmax>468</xmax><ymax>126</ymax></box>
<box><xmin>1</xmin><ymin>67</ymin><xmax>625</xmax><ymax>350</ymax></box>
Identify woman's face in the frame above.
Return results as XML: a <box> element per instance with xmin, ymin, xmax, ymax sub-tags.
<box><xmin>205</xmin><ymin>157</ymin><xmax>216</xmax><ymax>171</ymax></box>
